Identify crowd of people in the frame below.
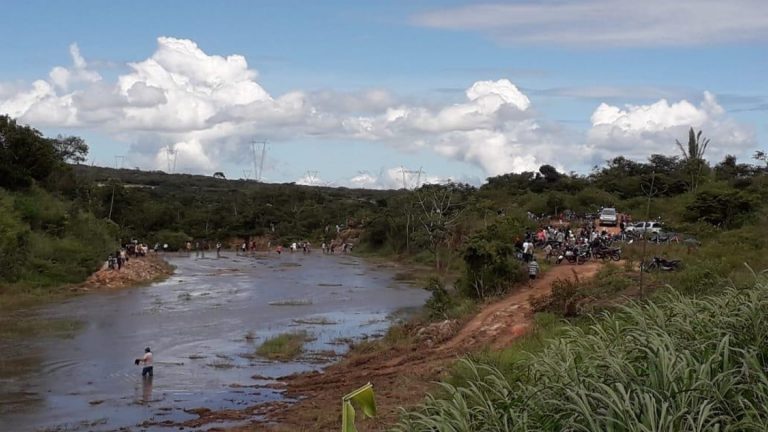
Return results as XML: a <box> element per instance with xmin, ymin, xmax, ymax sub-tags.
<box><xmin>106</xmin><ymin>240</ymin><xmax>151</xmax><ymax>270</ymax></box>
<box><xmin>517</xmin><ymin>220</ymin><xmax>619</xmax><ymax>264</ymax></box>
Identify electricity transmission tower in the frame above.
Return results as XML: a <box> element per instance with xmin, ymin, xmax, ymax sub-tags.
<box><xmin>400</xmin><ymin>166</ymin><xmax>424</xmax><ymax>190</ymax></box>
<box><xmin>114</xmin><ymin>155</ymin><xmax>126</xmax><ymax>170</ymax></box>
<box><xmin>304</xmin><ymin>170</ymin><xmax>320</xmax><ymax>186</ymax></box>
<box><xmin>250</xmin><ymin>139</ymin><xmax>268</xmax><ymax>181</ymax></box>
<box><xmin>165</xmin><ymin>145</ymin><xmax>178</xmax><ymax>173</ymax></box>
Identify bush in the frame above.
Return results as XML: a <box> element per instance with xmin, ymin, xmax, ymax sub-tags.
<box><xmin>424</xmin><ymin>277</ymin><xmax>452</xmax><ymax>320</ymax></box>
<box><xmin>152</xmin><ymin>230</ymin><xmax>191</xmax><ymax>251</ymax></box>
<box><xmin>685</xmin><ymin>185</ymin><xmax>757</xmax><ymax>228</ymax></box>
<box><xmin>460</xmin><ymin>217</ymin><xmax>529</xmax><ymax>299</ymax></box>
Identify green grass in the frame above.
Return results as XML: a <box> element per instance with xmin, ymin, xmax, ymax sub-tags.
<box><xmin>256</xmin><ymin>331</ymin><xmax>313</xmax><ymax>361</ymax></box>
<box><xmin>396</xmin><ymin>270</ymin><xmax>768</xmax><ymax>431</ymax></box>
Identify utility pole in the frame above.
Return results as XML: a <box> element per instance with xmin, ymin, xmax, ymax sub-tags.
<box><xmin>639</xmin><ymin>170</ymin><xmax>666</xmax><ymax>299</ymax></box>
<box><xmin>108</xmin><ymin>180</ymin><xmax>116</xmax><ymax>221</ymax></box>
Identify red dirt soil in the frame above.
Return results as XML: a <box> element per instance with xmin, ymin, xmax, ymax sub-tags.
<box><xmin>79</xmin><ymin>255</ymin><xmax>173</xmax><ymax>290</ymax></box>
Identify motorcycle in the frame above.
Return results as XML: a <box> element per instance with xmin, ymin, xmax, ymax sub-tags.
<box><xmin>556</xmin><ymin>245</ymin><xmax>591</xmax><ymax>264</ymax></box>
<box><xmin>643</xmin><ymin>256</ymin><xmax>681</xmax><ymax>271</ymax></box>
<box><xmin>593</xmin><ymin>246</ymin><xmax>622</xmax><ymax>261</ymax></box>
<box><xmin>556</xmin><ymin>245</ymin><xmax>578</xmax><ymax>264</ymax></box>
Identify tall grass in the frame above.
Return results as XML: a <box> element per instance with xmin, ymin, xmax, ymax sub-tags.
<box><xmin>395</xmin><ymin>269</ymin><xmax>768</xmax><ymax>431</ymax></box>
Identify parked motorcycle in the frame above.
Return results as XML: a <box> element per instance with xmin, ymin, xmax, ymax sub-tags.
<box><xmin>593</xmin><ymin>246</ymin><xmax>622</xmax><ymax>261</ymax></box>
<box><xmin>643</xmin><ymin>256</ymin><xmax>682</xmax><ymax>271</ymax></box>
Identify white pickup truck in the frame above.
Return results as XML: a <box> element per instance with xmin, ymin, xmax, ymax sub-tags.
<box><xmin>624</xmin><ymin>221</ymin><xmax>664</xmax><ymax>234</ymax></box>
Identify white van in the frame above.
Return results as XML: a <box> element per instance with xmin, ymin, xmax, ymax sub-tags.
<box><xmin>599</xmin><ymin>208</ymin><xmax>618</xmax><ymax>226</ymax></box>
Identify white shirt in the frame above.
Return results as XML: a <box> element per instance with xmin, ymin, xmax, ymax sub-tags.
<box><xmin>523</xmin><ymin>242</ymin><xmax>533</xmax><ymax>253</ymax></box>
<box><xmin>143</xmin><ymin>352</ymin><xmax>153</xmax><ymax>366</ymax></box>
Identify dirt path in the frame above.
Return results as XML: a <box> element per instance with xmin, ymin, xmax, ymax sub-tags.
<box><xmin>201</xmin><ymin>261</ymin><xmax>605</xmax><ymax>432</ymax></box>
<box><xmin>441</xmin><ymin>261</ymin><xmax>602</xmax><ymax>351</ymax></box>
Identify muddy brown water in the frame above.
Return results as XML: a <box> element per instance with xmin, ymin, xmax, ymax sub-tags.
<box><xmin>0</xmin><ymin>253</ymin><xmax>428</xmax><ymax>431</ymax></box>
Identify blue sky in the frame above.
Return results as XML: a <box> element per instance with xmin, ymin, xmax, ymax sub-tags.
<box><xmin>0</xmin><ymin>0</ymin><xmax>765</xmax><ymax>187</ymax></box>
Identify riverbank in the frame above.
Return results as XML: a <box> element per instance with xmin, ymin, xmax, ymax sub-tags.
<box><xmin>170</xmin><ymin>261</ymin><xmax>604</xmax><ymax>431</ymax></box>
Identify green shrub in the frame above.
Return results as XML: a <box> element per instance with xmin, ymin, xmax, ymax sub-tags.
<box><xmin>460</xmin><ymin>217</ymin><xmax>529</xmax><ymax>299</ymax></box>
<box><xmin>423</xmin><ymin>277</ymin><xmax>452</xmax><ymax>320</ymax></box>
<box><xmin>151</xmin><ymin>230</ymin><xmax>191</xmax><ymax>251</ymax></box>
<box><xmin>256</xmin><ymin>331</ymin><xmax>312</xmax><ymax>361</ymax></box>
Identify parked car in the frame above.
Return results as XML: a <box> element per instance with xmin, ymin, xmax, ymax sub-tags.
<box><xmin>599</xmin><ymin>208</ymin><xmax>618</xmax><ymax>226</ymax></box>
<box><xmin>625</xmin><ymin>221</ymin><xmax>664</xmax><ymax>234</ymax></box>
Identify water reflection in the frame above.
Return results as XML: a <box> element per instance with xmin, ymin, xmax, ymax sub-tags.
<box><xmin>140</xmin><ymin>376</ymin><xmax>153</xmax><ymax>404</ymax></box>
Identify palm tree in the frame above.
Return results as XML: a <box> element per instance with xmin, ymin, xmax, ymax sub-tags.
<box><xmin>675</xmin><ymin>127</ymin><xmax>710</xmax><ymax>192</ymax></box>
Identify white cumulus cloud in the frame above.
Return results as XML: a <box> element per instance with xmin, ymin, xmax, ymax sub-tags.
<box><xmin>587</xmin><ymin>92</ymin><xmax>755</xmax><ymax>161</ymax></box>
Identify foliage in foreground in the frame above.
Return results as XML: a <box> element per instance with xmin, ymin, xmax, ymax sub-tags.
<box><xmin>395</xmin><ymin>270</ymin><xmax>768</xmax><ymax>431</ymax></box>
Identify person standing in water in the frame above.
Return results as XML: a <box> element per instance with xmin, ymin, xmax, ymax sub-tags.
<box><xmin>136</xmin><ymin>347</ymin><xmax>153</xmax><ymax>377</ymax></box>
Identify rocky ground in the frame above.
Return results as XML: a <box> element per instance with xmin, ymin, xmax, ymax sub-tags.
<box><xmin>79</xmin><ymin>255</ymin><xmax>174</xmax><ymax>290</ymax></box>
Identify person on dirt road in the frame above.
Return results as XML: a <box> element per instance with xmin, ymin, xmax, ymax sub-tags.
<box><xmin>522</xmin><ymin>240</ymin><xmax>533</xmax><ymax>262</ymax></box>
<box><xmin>528</xmin><ymin>256</ymin><xmax>540</xmax><ymax>285</ymax></box>
<box><xmin>135</xmin><ymin>347</ymin><xmax>153</xmax><ymax>378</ymax></box>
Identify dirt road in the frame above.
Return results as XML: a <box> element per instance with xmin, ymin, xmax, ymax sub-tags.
<box><xmin>201</xmin><ymin>260</ymin><xmax>605</xmax><ymax>432</ymax></box>
<box><xmin>442</xmin><ymin>261</ymin><xmax>602</xmax><ymax>351</ymax></box>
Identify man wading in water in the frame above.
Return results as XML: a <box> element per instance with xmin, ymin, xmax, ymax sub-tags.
<box><xmin>135</xmin><ymin>347</ymin><xmax>153</xmax><ymax>377</ymax></box>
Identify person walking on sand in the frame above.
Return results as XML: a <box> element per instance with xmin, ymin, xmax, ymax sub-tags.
<box><xmin>528</xmin><ymin>256</ymin><xmax>540</xmax><ymax>286</ymax></box>
<box><xmin>135</xmin><ymin>347</ymin><xmax>153</xmax><ymax>377</ymax></box>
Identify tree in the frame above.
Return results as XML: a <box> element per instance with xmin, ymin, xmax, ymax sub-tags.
<box><xmin>538</xmin><ymin>164</ymin><xmax>561</xmax><ymax>183</ymax></box>
<box><xmin>53</xmin><ymin>135</ymin><xmax>89</xmax><ymax>164</ymax></box>
<box><xmin>414</xmin><ymin>183</ymin><xmax>470</xmax><ymax>271</ymax></box>
<box><xmin>0</xmin><ymin>115</ymin><xmax>60</xmax><ymax>189</ymax></box>
<box><xmin>755</xmin><ymin>150</ymin><xmax>768</xmax><ymax>167</ymax></box>
<box><xmin>675</xmin><ymin>127</ymin><xmax>710</xmax><ymax>192</ymax></box>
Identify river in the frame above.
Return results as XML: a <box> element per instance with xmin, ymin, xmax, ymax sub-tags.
<box><xmin>0</xmin><ymin>252</ymin><xmax>428</xmax><ymax>431</ymax></box>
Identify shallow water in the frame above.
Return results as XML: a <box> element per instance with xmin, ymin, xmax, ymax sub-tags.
<box><xmin>0</xmin><ymin>253</ymin><xmax>428</xmax><ymax>431</ymax></box>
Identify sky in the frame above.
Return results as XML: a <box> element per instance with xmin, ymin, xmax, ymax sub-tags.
<box><xmin>0</xmin><ymin>0</ymin><xmax>765</xmax><ymax>188</ymax></box>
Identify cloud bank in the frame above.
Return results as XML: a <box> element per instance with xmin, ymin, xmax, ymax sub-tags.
<box><xmin>414</xmin><ymin>0</ymin><xmax>768</xmax><ymax>47</ymax></box>
<box><xmin>0</xmin><ymin>37</ymin><xmax>756</xmax><ymax>185</ymax></box>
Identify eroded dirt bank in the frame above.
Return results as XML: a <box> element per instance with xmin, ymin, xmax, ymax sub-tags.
<box><xmin>79</xmin><ymin>254</ymin><xmax>174</xmax><ymax>290</ymax></box>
